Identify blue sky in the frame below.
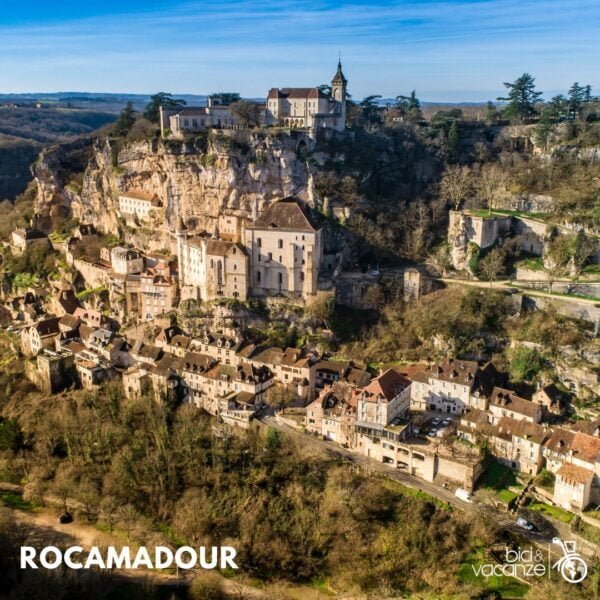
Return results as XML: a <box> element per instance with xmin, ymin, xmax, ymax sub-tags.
<box><xmin>0</xmin><ymin>0</ymin><xmax>598</xmax><ymax>101</ymax></box>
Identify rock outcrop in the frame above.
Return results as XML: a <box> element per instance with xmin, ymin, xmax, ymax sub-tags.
<box><xmin>34</xmin><ymin>130</ymin><xmax>319</xmax><ymax>248</ymax></box>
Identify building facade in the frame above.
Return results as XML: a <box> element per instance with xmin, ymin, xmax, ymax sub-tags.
<box><xmin>245</xmin><ymin>198</ymin><xmax>322</xmax><ymax>298</ymax></box>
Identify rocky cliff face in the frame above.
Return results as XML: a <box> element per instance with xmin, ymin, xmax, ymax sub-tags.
<box><xmin>35</xmin><ymin>130</ymin><xmax>319</xmax><ymax>247</ymax></box>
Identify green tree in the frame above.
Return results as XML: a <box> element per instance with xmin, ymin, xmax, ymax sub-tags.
<box><xmin>212</xmin><ymin>92</ymin><xmax>241</xmax><ymax>104</ymax></box>
<box><xmin>567</xmin><ymin>82</ymin><xmax>590</xmax><ymax>120</ymax></box>
<box><xmin>510</xmin><ymin>346</ymin><xmax>545</xmax><ymax>382</ymax></box>
<box><xmin>112</xmin><ymin>101</ymin><xmax>137</xmax><ymax>137</ymax></box>
<box><xmin>143</xmin><ymin>92</ymin><xmax>186</xmax><ymax>123</ymax></box>
<box><xmin>497</xmin><ymin>73</ymin><xmax>543</xmax><ymax>122</ymax></box>
<box><xmin>484</xmin><ymin>101</ymin><xmax>501</xmax><ymax>123</ymax></box>
<box><xmin>535</xmin><ymin>95</ymin><xmax>566</xmax><ymax>147</ymax></box>
<box><xmin>447</xmin><ymin>120</ymin><xmax>460</xmax><ymax>162</ymax></box>
<box><xmin>359</xmin><ymin>95</ymin><xmax>383</xmax><ymax>127</ymax></box>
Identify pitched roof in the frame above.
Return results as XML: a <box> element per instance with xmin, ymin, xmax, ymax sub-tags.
<box><xmin>250</xmin><ymin>197</ymin><xmax>320</xmax><ymax>232</ymax></box>
<box><xmin>496</xmin><ymin>416</ymin><xmax>549</xmax><ymax>445</ymax></box>
<box><xmin>33</xmin><ymin>317</ymin><xmax>60</xmax><ymax>337</ymax></box>
<box><xmin>490</xmin><ymin>387</ymin><xmax>540</xmax><ymax>418</ymax></box>
<box><xmin>119</xmin><ymin>189</ymin><xmax>160</xmax><ymax>204</ymax></box>
<box><xmin>557</xmin><ymin>463</ymin><xmax>594</xmax><ymax>485</ymax></box>
<box><xmin>205</xmin><ymin>239</ymin><xmax>248</xmax><ymax>257</ymax></box>
<box><xmin>361</xmin><ymin>368</ymin><xmax>410</xmax><ymax>402</ymax></box>
<box><xmin>59</xmin><ymin>314</ymin><xmax>81</xmax><ymax>330</ymax></box>
<box><xmin>267</xmin><ymin>87</ymin><xmax>327</xmax><ymax>100</ymax></box>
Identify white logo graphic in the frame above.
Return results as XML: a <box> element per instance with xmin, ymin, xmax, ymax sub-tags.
<box><xmin>552</xmin><ymin>538</ymin><xmax>587</xmax><ymax>584</ymax></box>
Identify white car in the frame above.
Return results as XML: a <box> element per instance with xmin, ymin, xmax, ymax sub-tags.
<box><xmin>443</xmin><ymin>418</ymin><xmax>452</xmax><ymax>426</ymax></box>
<box><xmin>431</xmin><ymin>418</ymin><xmax>441</xmax><ymax>426</ymax></box>
<box><xmin>427</xmin><ymin>430</ymin><xmax>436</xmax><ymax>437</ymax></box>
<box><xmin>516</xmin><ymin>517</ymin><xmax>535</xmax><ymax>531</ymax></box>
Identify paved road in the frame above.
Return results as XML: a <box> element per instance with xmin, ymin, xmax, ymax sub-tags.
<box><xmin>441</xmin><ymin>277</ymin><xmax>599</xmax><ymax>306</ymax></box>
<box><xmin>256</xmin><ymin>415</ymin><xmax>599</xmax><ymax>559</ymax></box>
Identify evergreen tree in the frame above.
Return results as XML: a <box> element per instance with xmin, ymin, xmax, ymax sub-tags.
<box><xmin>497</xmin><ymin>73</ymin><xmax>543</xmax><ymax>122</ymax></box>
<box><xmin>112</xmin><ymin>101</ymin><xmax>137</xmax><ymax>137</ymax></box>
<box><xmin>568</xmin><ymin>82</ymin><xmax>589</xmax><ymax>119</ymax></box>
<box><xmin>359</xmin><ymin>95</ymin><xmax>383</xmax><ymax>127</ymax></box>
<box><xmin>447</xmin><ymin>120</ymin><xmax>460</xmax><ymax>162</ymax></box>
<box><xmin>144</xmin><ymin>92</ymin><xmax>186</xmax><ymax>123</ymax></box>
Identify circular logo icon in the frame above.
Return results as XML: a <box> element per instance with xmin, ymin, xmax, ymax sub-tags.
<box><xmin>559</xmin><ymin>555</ymin><xmax>588</xmax><ymax>584</ymax></box>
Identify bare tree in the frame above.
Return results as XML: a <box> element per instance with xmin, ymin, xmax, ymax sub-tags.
<box><xmin>476</xmin><ymin>164</ymin><xmax>509</xmax><ymax>214</ymax></box>
<box><xmin>479</xmin><ymin>248</ymin><xmax>505</xmax><ymax>286</ymax></box>
<box><xmin>544</xmin><ymin>236</ymin><xmax>570</xmax><ymax>292</ymax></box>
<box><xmin>440</xmin><ymin>165</ymin><xmax>473</xmax><ymax>210</ymax></box>
<box><xmin>230</xmin><ymin>100</ymin><xmax>261</xmax><ymax>128</ymax></box>
<box><xmin>265</xmin><ymin>383</ymin><xmax>297</xmax><ymax>414</ymax></box>
<box><xmin>569</xmin><ymin>231</ymin><xmax>597</xmax><ymax>276</ymax></box>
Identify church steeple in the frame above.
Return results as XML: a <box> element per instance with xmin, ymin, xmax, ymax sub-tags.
<box><xmin>332</xmin><ymin>58</ymin><xmax>347</xmax><ymax>87</ymax></box>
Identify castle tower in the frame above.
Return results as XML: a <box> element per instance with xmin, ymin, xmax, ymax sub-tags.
<box><xmin>331</xmin><ymin>59</ymin><xmax>347</xmax><ymax>128</ymax></box>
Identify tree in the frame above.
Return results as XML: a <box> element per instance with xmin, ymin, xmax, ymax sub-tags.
<box><xmin>229</xmin><ymin>99</ymin><xmax>261</xmax><ymax>127</ymax></box>
<box><xmin>510</xmin><ymin>346</ymin><xmax>545</xmax><ymax>382</ymax></box>
<box><xmin>544</xmin><ymin>235</ymin><xmax>570</xmax><ymax>291</ymax></box>
<box><xmin>213</xmin><ymin>92</ymin><xmax>241</xmax><ymax>104</ymax></box>
<box><xmin>359</xmin><ymin>95</ymin><xmax>383</xmax><ymax>127</ymax></box>
<box><xmin>567</xmin><ymin>82</ymin><xmax>587</xmax><ymax>120</ymax></box>
<box><xmin>497</xmin><ymin>73</ymin><xmax>543</xmax><ymax>122</ymax></box>
<box><xmin>428</xmin><ymin>243</ymin><xmax>452</xmax><ymax>277</ymax></box>
<box><xmin>568</xmin><ymin>230</ymin><xmax>596</xmax><ymax>276</ymax></box>
<box><xmin>395</xmin><ymin>90</ymin><xmax>422</xmax><ymax>122</ymax></box>
<box><xmin>478</xmin><ymin>248</ymin><xmax>505</xmax><ymax>286</ymax></box>
<box><xmin>476</xmin><ymin>163</ymin><xmax>508</xmax><ymax>214</ymax></box>
<box><xmin>447</xmin><ymin>120</ymin><xmax>460</xmax><ymax>162</ymax></box>
<box><xmin>143</xmin><ymin>92</ymin><xmax>186</xmax><ymax>123</ymax></box>
<box><xmin>535</xmin><ymin>95</ymin><xmax>566</xmax><ymax>148</ymax></box>
<box><xmin>484</xmin><ymin>101</ymin><xmax>501</xmax><ymax>123</ymax></box>
<box><xmin>439</xmin><ymin>165</ymin><xmax>473</xmax><ymax>210</ymax></box>
<box><xmin>112</xmin><ymin>101</ymin><xmax>137</xmax><ymax>137</ymax></box>
<box><xmin>264</xmin><ymin>383</ymin><xmax>296</xmax><ymax>414</ymax></box>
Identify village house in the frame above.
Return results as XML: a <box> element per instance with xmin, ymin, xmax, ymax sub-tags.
<box><xmin>305</xmin><ymin>385</ymin><xmax>356</xmax><ymax>446</ymax></box>
<box><xmin>314</xmin><ymin>359</ymin><xmax>371</xmax><ymax>389</ymax></box>
<box><xmin>10</xmin><ymin>227</ymin><xmax>49</xmax><ymax>255</ymax></box>
<box><xmin>489</xmin><ymin>387</ymin><xmax>543</xmax><ymax>424</ymax></box>
<box><xmin>533</xmin><ymin>383</ymin><xmax>569</xmax><ymax>416</ymax></box>
<box><xmin>111</xmin><ymin>247</ymin><xmax>144</xmax><ymax>275</ymax></box>
<box><xmin>139</xmin><ymin>264</ymin><xmax>178</xmax><ymax>321</ymax></box>
<box><xmin>410</xmin><ymin>358</ymin><xmax>499</xmax><ymax>414</ymax></box>
<box><xmin>245</xmin><ymin>198</ymin><xmax>323</xmax><ymax>299</ymax></box>
<box><xmin>176</xmin><ymin>223</ymin><xmax>249</xmax><ymax>301</ymax></box>
<box><xmin>543</xmin><ymin>429</ymin><xmax>600</xmax><ymax>511</ymax></box>
<box><xmin>118</xmin><ymin>190</ymin><xmax>163</xmax><ymax>224</ymax></box>
<box><xmin>21</xmin><ymin>316</ymin><xmax>61</xmax><ymax>356</ymax></box>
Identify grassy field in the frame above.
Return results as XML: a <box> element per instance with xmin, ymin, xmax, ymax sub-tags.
<box><xmin>528</xmin><ymin>502</ymin><xmax>574</xmax><ymax>524</ymax></box>
<box><xmin>457</xmin><ymin>547</ymin><xmax>529</xmax><ymax>598</ymax></box>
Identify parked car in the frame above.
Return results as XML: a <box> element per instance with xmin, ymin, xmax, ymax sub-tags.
<box><xmin>516</xmin><ymin>517</ymin><xmax>535</xmax><ymax>531</ymax></box>
<box><xmin>443</xmin><ymin>418</ymin><xmax>452</xmax><ymax>426</ymax></box>
<box><xmin>431</xmin><ymin>418</ymin><xmax>441</xmax><ymax>426</ymax></box>
<box><xmin>427</xmin><ymin>430</ymin><xmax>436</xmax><ymax>437</ymax></box>
<box><xmin>58</xmin><ymin>512</ymin><xmax>73</xmax><ymax>524</ymax></box>
<box><xmin>455</xmin><ymin>488</ymin><xmax>472</xmax><ymax>503</ymax></box>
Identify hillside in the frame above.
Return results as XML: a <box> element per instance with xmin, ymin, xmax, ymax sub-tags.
<box><xmin>0</xmin><ymin>107</ymin><xmax>117</xmax><ymax>202</ymax></box>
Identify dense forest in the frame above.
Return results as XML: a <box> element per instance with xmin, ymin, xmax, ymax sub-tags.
<box><xmin>0</xmin><ymin>107</ymin><xmax>117</xmax><ymax>201</ymax></box>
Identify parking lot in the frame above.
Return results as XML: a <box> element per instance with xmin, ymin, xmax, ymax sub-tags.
<box><xmin>414</xmin><ymin>412</ymin><xmax>457</xmax><ymax>440</ymax></box>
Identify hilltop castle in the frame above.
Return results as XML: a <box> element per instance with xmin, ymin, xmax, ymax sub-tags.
<box><xmin>161</xmin><ymin>61</ymin><xmax>348</xmax><ymax>135</ymax></box>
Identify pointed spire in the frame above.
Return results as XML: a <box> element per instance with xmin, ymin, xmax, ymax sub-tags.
<box><xmin>332</xmin><ymin>56</ymin><xmax>347</xmax><ymax>85</ymax></box>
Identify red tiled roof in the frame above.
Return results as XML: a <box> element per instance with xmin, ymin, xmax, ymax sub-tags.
<box><xmin>557</xmin><ymin>463</ymin><xmax>594</xmax><ymax>485</ymax></box>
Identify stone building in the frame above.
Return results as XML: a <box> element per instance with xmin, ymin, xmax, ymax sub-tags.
<box><xmin>266</xmin><ymin>61</ymin><xmax>347</xmax><ymax>131</ymax></box>
<box><xmin>160</xmin><ymin>94</ymin><xmax>258</xmax><ymax>136</ymax></box>
<box><xmin>176</xmin><ymin>223</ymin><xmax>249</xmax><ymax>301</ymax></box>
<box><xmin>305</xmin><ymin>386</ymin><xmax>356</xmax><ymax>446</ymax></box>
<box><xmin>410</xmin><ymin>359</ymin><xmax>499</xmax><ymax>414</ymax></box>
<box><xmin>245</xmin><ymin>197</ymin><xmax>322</xmax><ymax>298</ymax></box>
<box><xmin>118</xmin><ymin>190</ymin><xmax>163</xmax><ymax>224</ymax></box>
<box><xmin>10</xmin><ymin>228</ymin><xmax>49</xmax><ymax>255</ymax></box>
